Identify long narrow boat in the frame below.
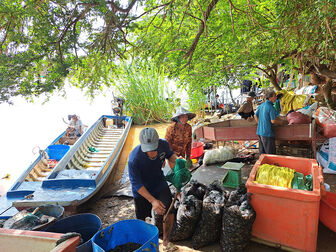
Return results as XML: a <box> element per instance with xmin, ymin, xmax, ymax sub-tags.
<box><xmin>0</xmin><ymin>115</ymin><xmax>131</xmax><ymax>218</ymax></box>
<box><xmin>0</xmin><ymin>130</ymin><xmax>71</xmax><ymax>218</ymax></box>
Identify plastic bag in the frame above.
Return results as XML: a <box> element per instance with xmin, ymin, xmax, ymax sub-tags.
<box><xmin>277</xmin><ymin>90</ymin><xmax>315</xmax><ymax>115</ymax></box>
<box><xmin>255</xmin><ymin>164</ymin><xmax>295</xmax><ymax>188</ymax></box>
<box><xmin>314</xmin><ymin>107</ymin><xmax>336</xmax><ymax>127</ymax></box>
<box><xmin>297</xmin><ymin>102</ymin><xmax>318</xmax><ymax>117</ymax></box>
<box><xmin>203</xmin><ymin>146</ymin><xmax>235</xmax><ymax>166</ymax></box>
<box><xmin>328</xmin><ymin>137</ymin><xmax>336</xmax><ymax>173</ymax></box>
<box><xmin>316</xmin><ymin>138</ymin><xmax>336</xmax><ymax>174</ymax></box>
<box><xmin>291</xmin><ymin>172</ymin><xmax>312</xmax><ymax>191</ymax></box>
<box><xmin>291</xmin><ymin>172</ymin><xmax>305</xmax><ymax>190</ymax></box>
<box><xmin>287</xmin><ymin>111</ymin><xmax>311</xmax><ymax>125</ymax></box>
<box><xmin>323</xmin><ymin>123</ymin><xmax>336</xmax><ymax>138</ymax></box>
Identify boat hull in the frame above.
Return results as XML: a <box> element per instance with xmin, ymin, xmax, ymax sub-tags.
<box><xmin>0</xmin><ymin>115</ymin><xmax>132</xmax><ymax>218</ymax></box>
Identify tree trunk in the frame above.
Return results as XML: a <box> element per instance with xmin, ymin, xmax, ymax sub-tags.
<box><xmin>269</xmin><ymin>69</ymin><xmax>282</xmax><ymax>91</ymax></box>
<box><xmin>322</xmin><ymin>78</ymin><xmax>336</xmax><ymax>110</ymax></box>
<box><xmin>228</xmin><ymin>88</ymin><xmax>237</xmax><ymax>106</ymax></box>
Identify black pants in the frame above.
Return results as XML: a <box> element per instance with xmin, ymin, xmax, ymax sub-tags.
<box><xmin>134</xmin><ymin>186</ymin><xmax>172</xmax><ymax>220</ymax></box>
<box><xmin>258</xmin><ymin>135</ymin><xmax>276</xmax><ymax>154</ymax></box>
<box><xmin>238</xmin><ymin>111</ymin><xmax>254</xmax><ymax>120</ymax></box>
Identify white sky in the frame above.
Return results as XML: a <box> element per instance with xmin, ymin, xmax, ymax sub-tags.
<box><xmin>0</xmin><ymin>85</ymin><xmax>113</xmax><ymax>193</ymax></box>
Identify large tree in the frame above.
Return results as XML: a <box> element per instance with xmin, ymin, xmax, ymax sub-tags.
<box><xmin>0</xmin><ymin>0</ymin><xmax>141</xmax><ymax>102</ymax></box>
<box><xmin>1</xmin><ymin>0</ymin><xmax>335</xmax><ymax>107</ymax></box>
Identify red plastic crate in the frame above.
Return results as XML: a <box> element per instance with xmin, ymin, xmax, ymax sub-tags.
<box><xmin>246</xmin><ymin>154</ymin><xmax>323</xmax><ymax>252</ymax></box>
<box><xmin>320</xmin><ymin>191</ymin><xmax>336</xmax><ymax>232</ymax></box>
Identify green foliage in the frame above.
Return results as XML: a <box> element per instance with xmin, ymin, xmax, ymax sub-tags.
<box><xmin>0</xmin><ymin>0</ymin><xmax>335</xmax><ymax>104</ymax></box>
<box><xmin>115</xmin><ymin>61</ymin><xmax>174</xmax><ymax>125</ymax></box>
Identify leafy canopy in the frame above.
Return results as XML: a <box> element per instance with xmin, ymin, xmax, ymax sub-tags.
<box><xmin>0</xmin><ymin>0</ymin><xmax>335</xmax><ymax>104</ymax></box>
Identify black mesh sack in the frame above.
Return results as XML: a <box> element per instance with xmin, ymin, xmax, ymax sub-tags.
<box><xmin>170</xmin><ymin>195</ymin><xmax>202</xmax><ymax>241</ymax></box>
<box><xmin>220</xmin><ymin>203</ymin><xmax>256</xmax><ymax>252</ymax></box>
<box><xmin>192</xmin><ymin>190</ymin><xmax>225</xmax><ymax>249</ymax></box>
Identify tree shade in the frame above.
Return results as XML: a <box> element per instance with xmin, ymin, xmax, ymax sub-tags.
<box><xmin>0</xmin><ymin>1</ymin><xmax>335</xmax><ymax>107</ymax></box>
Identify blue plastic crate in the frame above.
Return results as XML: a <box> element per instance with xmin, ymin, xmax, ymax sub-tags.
<box><xmin>46</xmin><ymin>144</ymin><xmax>70</xmax><ymax>161</ymax></box>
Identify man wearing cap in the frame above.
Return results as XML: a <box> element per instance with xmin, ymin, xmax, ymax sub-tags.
<box><xmin>237</xmin><ymin>91</ymin><xmax>256</xmax><ymax>121</ymax></box>
<box><xmin>165</xmin><ymin>107</ymin><xmax>195</xmax><ymax>166</ymax></box>
<box><xmin>255</xmin><ymin>90</ymin><xmax>285</xmax><ymax>154</ymax></box>
<box><xmin>128</xmin><ymin>127</ymin><xmax>178</xmax><ymax>250</ymax></box>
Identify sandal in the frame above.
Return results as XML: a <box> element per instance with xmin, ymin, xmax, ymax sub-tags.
<box><xmin>163</xmin><ymin>242</ymin><xmax>179</xmax><ymax>252</ymax></box>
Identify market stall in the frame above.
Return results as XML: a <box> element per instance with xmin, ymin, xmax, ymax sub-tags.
<box><xmin>194</xmin><ymin>119</ymin><xmax>326</xmax><ymax>156</ymax></box>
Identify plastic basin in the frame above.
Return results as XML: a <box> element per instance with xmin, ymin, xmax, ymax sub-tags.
<box><xmin>246</xmin><ymin>154</ymin><xmax>322</xmax><ymax>252</ymax></box>
<box><xmin>92</xmin><ymin>219</ymin><xmax>158</xmax><ymax>252</ymax></box>
<box><xmin>46</xmin><ymin>213</ymin><xmax>101</xmax><ymax>252</ymax></box>
<box><xmin>320</xmin><ymin>191</ymin><xmax>336</xmax><ymax>232</ymax></box>
<box><xmin>46</xmin><ymin>144</ymin><xmax>70</xmax><ymax>161</ymax></box>
<box><xmin>28</xmin><ymin>204</ymin><xmax>65</xmax><ymax>231</ymax></box>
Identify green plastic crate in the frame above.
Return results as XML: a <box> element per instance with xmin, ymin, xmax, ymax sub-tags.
<box><xmin>220</xmin><ymin>162</ymin><xmax>244</xmax><ymax>188</ymax></box>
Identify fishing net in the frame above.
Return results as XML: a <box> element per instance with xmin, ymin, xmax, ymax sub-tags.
<box><xmin>165</xmin><ymin>159</ymin><xmax>192</xmax><ymax>192</ymax></box>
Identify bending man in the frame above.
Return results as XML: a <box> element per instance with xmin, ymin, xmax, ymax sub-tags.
<box><xmin>128</xmin><ymin>127</ymin><xmax>178</xmax><ymax>251</ymax></box>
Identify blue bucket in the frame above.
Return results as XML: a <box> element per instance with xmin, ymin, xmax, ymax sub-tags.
<box><xmin>46</xmin><ymin>213</ymin><xmax>101</xmax><ymax>252</ymax></box>
<box><xmin>92</xmin><ymin>219</ymin><xmax>159</xmax><ymax>252</ymax></box>
<box><xmin>46</xmin><ymin>144</ymin><xmax>70</xmax><ymax>161</ymax></box>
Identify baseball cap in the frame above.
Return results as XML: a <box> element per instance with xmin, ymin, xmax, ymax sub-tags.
<box><xmin>139</xmin><ymin>128</ymin><xmax>159</xmax><ymax>152</ymax></box>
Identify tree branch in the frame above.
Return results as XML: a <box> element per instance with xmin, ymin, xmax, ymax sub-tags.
<box><xmin>178</xmin><ymin>0</ymin><xmax>191</xmax><ymax>34</ymax></box>
<box><xmin>184</xmin><ymin>0</ymin><xmax>219</xmax><ymax>66</ymax></box>
<box><xmin>227</xmin><ymin>0</ymin><xmax>247</xmax><ymax>14</ymax></box>
<box><xmin>106</xmin><ymin>0</ymin><xmax>137</xmax><ymax>13</ymax></box>
<box><xmin>229</xmin><ymin>4</ymin><xmax>236</xmax><ymax>37</ymax></box>
<box><xmin>57</xmin><ymin>4</ymin><xmax>95</xmax><ymax>44</ymax></box>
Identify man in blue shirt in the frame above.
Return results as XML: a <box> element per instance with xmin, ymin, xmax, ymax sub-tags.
<box><xmin>255</xmin><ymin>90</ymin><xmax>284</xmax><ymax>154</ymax></box>
<box><xmin>128</xmin><ymin>127</ymin><xmax>178</xmax><ymax>249</ymax></box>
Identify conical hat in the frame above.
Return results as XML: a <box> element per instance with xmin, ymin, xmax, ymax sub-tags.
<box><xmin>171</xmin><ymin>106</ymin><xmax>196</xmax><ymax>122</ymax></box>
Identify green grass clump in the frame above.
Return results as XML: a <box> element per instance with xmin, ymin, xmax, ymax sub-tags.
<box><xmin>116</xmin><ymin>61</ymin><xmax>174</xmax><ymax>125</ymax></box>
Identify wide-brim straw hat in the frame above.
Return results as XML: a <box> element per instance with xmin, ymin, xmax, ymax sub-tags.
<box><xmin>247</xmin><ymin>91</ymin><xmax>256</xmax><ymax>98</ymax></box>
<box><xmin>171</xmin><ymin>106</ymin><xmax>196</xmax><ymax>122</ymax></box>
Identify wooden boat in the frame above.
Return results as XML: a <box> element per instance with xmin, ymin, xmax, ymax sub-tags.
<box><xmin>0</xmin><ymin>115</ymin><xmax>131</xmax><ymax>218</ymax></box>
<box><xmin>0</xmin><ymin>130</ymin><xmax>73</xmax><ymax>218</ymax></box>
<box><xmin>0</xmin><ymin>228</ymin><xmax>79</xmax><ymax>252</ymax></box>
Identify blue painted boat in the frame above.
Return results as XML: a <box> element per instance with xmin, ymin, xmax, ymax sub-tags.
<box><xmin>0</xmin><ymin>115</ymin><xmax>131</xmax><ymax>218</ymax></box>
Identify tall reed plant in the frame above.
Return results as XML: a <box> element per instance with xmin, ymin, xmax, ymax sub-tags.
<box><xmin>116</xmin><ymin>61</ymin><xmax>174</xmax><ymax>125</ymax></box>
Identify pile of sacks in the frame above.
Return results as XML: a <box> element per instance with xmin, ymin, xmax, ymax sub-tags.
<box><xmin>152</xmin><ymin>181</ymin><xmax>256</xmax><ymax>251</ymax></box>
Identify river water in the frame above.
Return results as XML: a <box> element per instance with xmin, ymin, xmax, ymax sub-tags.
<box><xmin>0</xmin><ymin>85</ymin><xmax>113</xmax><ymax>195</ymax></box>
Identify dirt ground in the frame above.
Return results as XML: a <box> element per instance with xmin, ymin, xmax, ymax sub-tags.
<box><xmin>77</xmin><ymin>155</ymin><xmax>336</xmax><ymax>252</ymax></box>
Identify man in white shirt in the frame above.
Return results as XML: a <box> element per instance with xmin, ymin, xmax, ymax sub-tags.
<box><xmin>66</xmin><ymin>114</ymin><xmax>83</xmax><ymax>137</ymax></box>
